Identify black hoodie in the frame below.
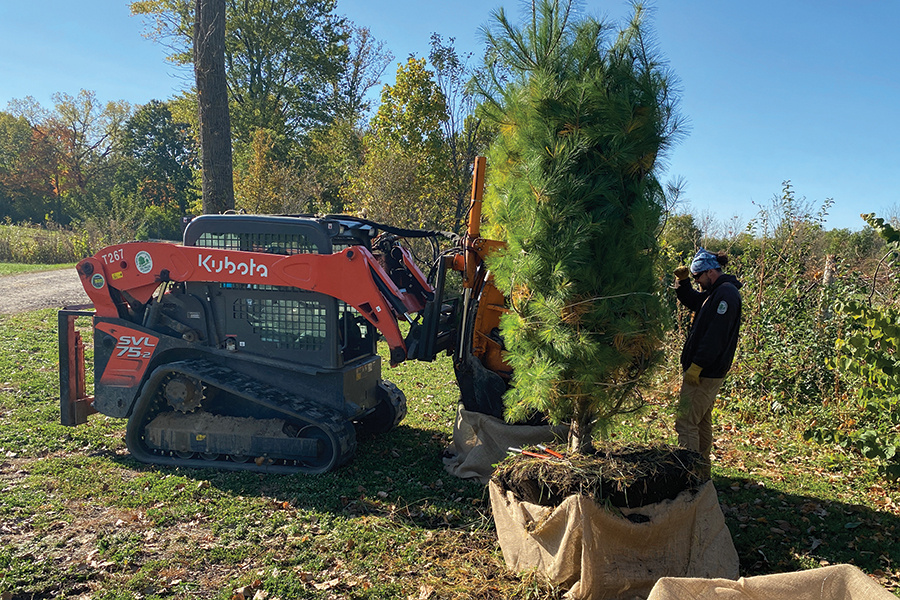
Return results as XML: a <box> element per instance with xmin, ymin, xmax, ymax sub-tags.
<box><xmin>675</xmin><ymin>272</ymin><xmax>743</xmax><ymax>379</ymax></box>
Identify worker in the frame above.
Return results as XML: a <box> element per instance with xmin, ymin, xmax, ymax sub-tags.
<box><xmin>672</xmin><ymin>248</ymin><xmax>743</xmax><ymax>479</ymax></box>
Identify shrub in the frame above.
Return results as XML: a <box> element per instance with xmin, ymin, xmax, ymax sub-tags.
<box><xmin>722</xmin><ymin>183</ymin><xmax>853</xmax><ymax>408</ymax></box>
<box><xmin>806</xmin><ymin>214</ymin><xmax>900</xmax><ymax>479</ymax></box>
<box><xmin>0</xmin><ymin>220</ymin><xmax>95</xmax><ymax>264</ymax></box>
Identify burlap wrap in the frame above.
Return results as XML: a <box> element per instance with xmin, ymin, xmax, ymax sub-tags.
<box><xmin>489</xmin><ymin>480</ymin><xmax>740</xmax><ymax>600</ymax></box>
<box><xmin>443</xmin><ymin>405</ymin><xmax>566</xmax><ymax>484</ymax></box>
<box><xmin>646</xmin><ymin>564</ymin><xmax>894</xmax><ymax>600</ymax></box>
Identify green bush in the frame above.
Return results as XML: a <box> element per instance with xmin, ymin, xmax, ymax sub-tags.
<box><xmin>805</xmin><ymin>214</ymin><xmax>900</xmax><ymax>479</ymax></box>
<box><xmin>722</xmin><ymin>183</ymin><xmax>852</xmax><ymax>408</ymax></box>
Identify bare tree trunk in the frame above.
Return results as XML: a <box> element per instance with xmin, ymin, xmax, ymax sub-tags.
<box><xmin>568</xmin><ymin>398</ymin><xmax>595</xmax><ymax>455</ymax></box>
<box><xmin>822</xmin><ymin>254</ymin><xmax>836</xmax><ymax>286</ymax></box>
<box><xmin>194</xmin><ymin>0</ymin><xmax>234</xmax><ymax>214</ymax></box>
<box><xmin>819</xmin><ymin>254</ymin><xmax>836</xmax><ymax>322</ymax></box>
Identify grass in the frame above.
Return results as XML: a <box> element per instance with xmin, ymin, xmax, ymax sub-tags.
<box><xmin>0</xmin><ymin>222</ymin><xmax>94</xmax><ymax>265</ymax></box>
<box><xmin>0</xmin><ymin>262</ymin><xmax>76</xmax><ymax>276</ymax></box>
<box><xmin>1</xmin><ymin>309</ymin><xmax>899</xmax><ymax>598</ymax></box>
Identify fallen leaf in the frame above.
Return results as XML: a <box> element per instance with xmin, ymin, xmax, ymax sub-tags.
<box><xmin>313</xmin><ymin>578</ymin><xmax>340</xmax><ymax>591</ymax></box>
<box><xmin>410</xmin><ymin>584</ymin><xmax>434</xmax><ymax>600</ymax></box>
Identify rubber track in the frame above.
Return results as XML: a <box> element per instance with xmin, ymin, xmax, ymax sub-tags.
<box><xmin>126</xmin><ymin>359</ymin><xmax>357</xmax><ymax>474</ymax></box>
<box><xmin>379</xmin><ymin>380</ymin><xmax>408</xmax><ymax>430</ymax></box>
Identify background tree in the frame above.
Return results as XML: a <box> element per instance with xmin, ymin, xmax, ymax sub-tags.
<box><xmin>224</xmin><ymin>0</ymin><xmax>347</xmax><ymax>147</ymax></box>
<box><xmin>234</xmin><ymin>128</ymin><xmax>310</xmax><ymax>214</ymax></box>
<box><xmin>118</xmin><ymin>100</ymin><xmax>199</xmax><ymax>238</ymax></box>
<box><xmin>0</xmin><ymin>111</ymin><xmax>52</xmax><ymax>222</ymax></box>
<box><xmin>293</xmin><ymin>26</ymin><xmax>393</xmax><ymax>214</ymax></box>
<box><xmin>474</xmin><ymin>0</ymin><xmax>683</xmax><ymax>454</ymax></box>
<box><xmin>131</xmin><ymin>0</ymin><xmax>391</xmax><ymax>215</ymax></box>
<box><xmin>821</xmin><ymin>226</ymin><xmax>882</xmax><ymax>264</ymax></box>
<box><xmin>297</xmin><ymin>118</ymin><xmax>365</xmax><ymax>214</ymax></box>
<box><xmin>4</xmin><ymin>91</ymin><xmax>133</xmax><ymax>224</ymax></box>
<box><xmin>661</xmin><ymin>213</ymin><xmax>702</xmax><ymax>262</ymax></box>
<box><xmin>132</xmin><ymin>0</ymin><xmax>350</xmax><ymax>144</ymax></box>
<box><xmin>429</xmin><ymin>34</ymin><xmax>493</xmax><ymax>233</ymax></box>
<box><xmin>347</xmin><ymin>57</ymin><xmax>452</xmax><ymax>230</ymax></box>
<box><xmin>194</xmin><ymin>0</ymin><xmax>234</xmax><ymax>213</ymax></box>
<box><xmin>329</xmin><ymin>25</ymin><xmax>393</xmax><ymax>126</ymax></box>
<box><xmin>121</xmin><ymin>100</ymin><xmax>198</xmax><ymax>214</ymax></box>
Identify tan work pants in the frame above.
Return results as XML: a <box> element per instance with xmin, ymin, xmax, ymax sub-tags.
<box><xmin>675</xmin><ymin>375</ymin><xmax>725</xmax><ymax>478</ymax></box>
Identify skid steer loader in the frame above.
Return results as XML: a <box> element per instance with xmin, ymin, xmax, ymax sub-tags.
<box><xmin>59</xmin><ymin>157</ymin><xmax>511</xmax><ymax>473</ymax></box>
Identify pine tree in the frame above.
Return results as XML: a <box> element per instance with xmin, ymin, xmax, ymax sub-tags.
<box><xmin>474</xmin><ymin>0</ymin><xmax>683</xmax><ymax>454</ymax></box>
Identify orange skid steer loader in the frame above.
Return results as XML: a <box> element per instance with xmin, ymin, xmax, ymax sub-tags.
<box><xmin>59</xmin><ymin>157</ymin><xmax>512</xmax><ymax>474</ymax></box>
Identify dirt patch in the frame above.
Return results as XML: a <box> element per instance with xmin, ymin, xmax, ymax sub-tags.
<box><xmin>0</xmin><ymin>269</ymin><xmax>89</xmax><ymax>314</ymax></box>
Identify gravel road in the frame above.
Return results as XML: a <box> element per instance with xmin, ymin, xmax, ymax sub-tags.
<box><xmin>0</xmin><ymin>268</ymin><xmax>90</xmax><ymax>314</ymax></box>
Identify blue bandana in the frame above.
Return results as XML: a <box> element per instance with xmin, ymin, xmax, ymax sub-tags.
<box><xmin>690</xmin><ymin>248</ymin><xmax>720</xmax><ymax>275</ymax></box>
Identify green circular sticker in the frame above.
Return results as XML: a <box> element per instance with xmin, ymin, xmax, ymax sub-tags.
<box><xmin>91</xmin><ymin>273</ymin><xmax>105</xmax><ymax>289</ymax></box>
<box><xmin>135</xmin><ymin>250</ymin><xmax>153</xmax><ymax>274</ymax></box>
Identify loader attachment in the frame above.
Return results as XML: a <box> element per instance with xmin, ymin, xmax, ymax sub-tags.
<box><xmin>59</xmin><ymin>309</ymin><xmax>97</xmax><ymax>426</ymax></box>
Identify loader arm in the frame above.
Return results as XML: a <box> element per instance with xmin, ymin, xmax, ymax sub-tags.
<box><xmin>77</xmin><ymin>243</ymin><xmax>431</xmax><ymax>365</ymax></box>
<box><xmin>446</xmin><ymin>156</ymin><xmax>514</xmax><ymax>418</ymax></box>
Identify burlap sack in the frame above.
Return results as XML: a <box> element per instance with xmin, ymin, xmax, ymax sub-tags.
<box><xmin>489</xmin><ymin>479</ymin><xmax>739</xmax><ymax>600</ymax></box>
<box><xmin>443</xmin><ymin>405</ymin><xmax>566</xmax><ymax>484</ymax></box>
<box><xmin>647</xmin><ymin>564</ymin><xmax>894</xmax><ymax>600</ymax></box>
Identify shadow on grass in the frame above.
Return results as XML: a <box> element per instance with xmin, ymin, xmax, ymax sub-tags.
<box><xmin>99</xmin><ymin>418</ymin><xmax>900</xmax><ymax>587</ymax></box>
<box><xmin>107</xmin><ymin>421</ymin><xmax>491</xmax><ymax>530</ymax></box>
<box><xmin>714</xmin><ymin>473</ymin><xmax>899</xmax><ymax>586</ymax></box>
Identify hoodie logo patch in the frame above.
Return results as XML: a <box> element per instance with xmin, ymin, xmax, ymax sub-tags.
<box><xmin>717</xmin><ymin>300</ymin><xmax>728</xmax><ymax>314</ymax></box>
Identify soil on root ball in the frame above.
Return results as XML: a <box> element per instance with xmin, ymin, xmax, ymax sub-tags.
<box><xmin>491</xmin><ymin>442</ymin><xmax>705</xmax><ymax>509</ymax></box>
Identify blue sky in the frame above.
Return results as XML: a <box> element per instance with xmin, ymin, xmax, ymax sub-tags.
<box><xmin>1</xmin><ymin>1</ymin><xmax>897</xmax><ymax>232</ymax></box>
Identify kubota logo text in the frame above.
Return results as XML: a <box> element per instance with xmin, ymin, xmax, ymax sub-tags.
<box><xmin>198</xmin><ymin>254</ymin><xmax>269</xmax><ymax>278</ymax></box>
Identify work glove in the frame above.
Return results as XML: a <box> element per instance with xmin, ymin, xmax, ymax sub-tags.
<box><xmin>684</xmin><ymin>363</ymin><xmax>702</xmax><ymax>386</ymax></box>
<box><xmin>674</xmin><ymin>265</ymin><xmax>690</xmax><ymax>281</ymax></box>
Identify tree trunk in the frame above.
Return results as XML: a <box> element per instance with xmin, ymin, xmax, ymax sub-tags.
<box><xmin>568</xmin><ymin>399</ymin><xmax>595</xmax><ymax>455</ymax></box>
<box><xmin>819</xmin><ymin>253</ymin><xmax>837</xmax><ymax>322</ymax></box>
<box><xmin>194</xmin><ymin>0</ymin><xmax>234</xmax><ymax>214</ymax></box>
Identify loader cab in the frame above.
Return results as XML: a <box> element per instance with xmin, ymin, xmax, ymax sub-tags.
<box><xmin>181</xmin><ymin>214</ymin><xmax>379</xmax><ymax>369</ymax></box>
